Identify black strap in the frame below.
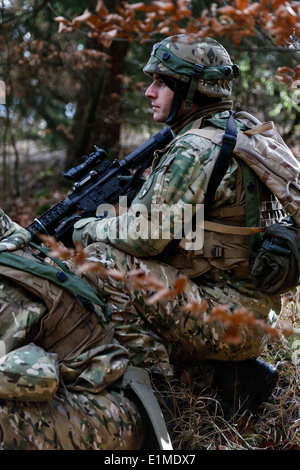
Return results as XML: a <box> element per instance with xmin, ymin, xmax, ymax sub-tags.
<box><xmin>204</xmin><ymin>111</ymin><xmax>237</xmax><ymax>216</ymax></box>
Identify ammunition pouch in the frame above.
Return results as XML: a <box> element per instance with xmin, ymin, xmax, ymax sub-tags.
<box><xmin>252</xmin><ymin>222</ymin><xmax>300</xmax><ymax>294</ymax></box>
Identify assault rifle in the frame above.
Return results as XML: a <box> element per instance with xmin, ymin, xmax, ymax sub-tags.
<box><xmin>26</xmin><ymin>126</ymin><xmax>173</xmax><ymax>246</ymax></box>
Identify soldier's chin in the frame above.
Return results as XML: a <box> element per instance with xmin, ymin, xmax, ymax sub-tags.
<box><xmin>153</xmin><ymin>112</ymin><xmax>166</xmax><ymax>123</ymax></box>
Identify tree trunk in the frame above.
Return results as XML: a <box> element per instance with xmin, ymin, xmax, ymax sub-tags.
<box><xmin>90</xmin><ymin>39</ymin><xmax>129</xmax><ymax>158</ymax></box>
<box><xmin>65</xmin><ymin>39</ymin><xmax>129</xmax><ymax>169</ymax></box>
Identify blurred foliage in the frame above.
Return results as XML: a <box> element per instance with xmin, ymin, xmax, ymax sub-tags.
<box><xmin>0</xmin><ymin>0</ymin><xmax>97</xmax><ymax>147</ymax></box>
<box><xmin>0</xmin><ymin>0</ymin><xmax>299</xmax><ymax>208</ymax></box>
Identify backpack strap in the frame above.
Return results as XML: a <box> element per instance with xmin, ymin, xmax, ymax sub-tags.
<box><xmin>182</xmin><ymin>114</ymin><xmax>265</xmax><ymax>241</ymax></box>
<box><xmin>180</xmin><ymin>112</ymin><xmax>238</xmax><ymax>215</ymax></box>
<box><xmin>204</xmin><ymin>220</ymin><xmax>264</xmax><ymax>235</ymax></box>
<box><xmin>204</xmin><ymin>111</ymin><xmax>237</xmax><ymax>215</ymax></box>
<box><xmin>0</xmin><ymin>249</ymin><xmax>109</xmax><ymax>319</ymax></box>
<box><xmin>122</xmin><ymin>366</ymin><xmax>173</xmax><ymax>450</ymax></box>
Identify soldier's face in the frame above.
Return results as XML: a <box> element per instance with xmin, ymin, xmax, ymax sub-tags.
<box><xmin>145</xmin><ymin>74</ymin><xmax>174</xmax><ymax>123</ymax></box>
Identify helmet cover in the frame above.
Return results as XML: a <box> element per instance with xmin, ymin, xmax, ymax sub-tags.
<box><xmin>143</xmin><ymin>34</ymin><xmax>238</xmax><ymax>99</ymax></box>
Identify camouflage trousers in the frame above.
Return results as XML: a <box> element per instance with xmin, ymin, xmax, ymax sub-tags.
<box><xmin>0</xmin><ymin>274</ymin><xmax>144</xmax><ymax>450</ymax></box>
<box><xmin>81</xmin><ymin>242</ymin><xmax>282</xmax><ymax>368</ymax></box>
<box><xmin>0</xmin><ymin>388</ymin><xmax>144</xmax><ymax>450</ymax></box>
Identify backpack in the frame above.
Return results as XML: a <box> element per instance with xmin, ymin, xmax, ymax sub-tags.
<box><xmin>185</xmin><ymin>111</ymin><xmax>300</xmax><ymax>294</ymax></box>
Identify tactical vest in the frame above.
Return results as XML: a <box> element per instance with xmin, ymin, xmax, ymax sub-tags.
<box><xmin>163</xmin><ymin>165</ymin><xmax>283</xmax><ymax>279</ymax></box>
<box><xmin>0</xmin><ymin>248</ymin><xmax>113</xmax><ymax>362</ymax></box>
<box><xmin>161</xmin><ymin>120</ymin><xmax>287</xmax><ymax>280</ymax></box>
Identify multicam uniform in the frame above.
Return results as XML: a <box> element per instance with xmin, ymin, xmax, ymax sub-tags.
<box><xmin>0</xmin><ymin>209</ymin><xmax>144</xmax><ymax>450</ymax></box>
<box><xmin>0</xmin><ymin>34</ymin><xmax>286</xmax><ymax>447</ymax></box>
<box><xmin>73</xmin><ymin>107</ymin><xmax>282</xmax><ymax>367</ymax></box>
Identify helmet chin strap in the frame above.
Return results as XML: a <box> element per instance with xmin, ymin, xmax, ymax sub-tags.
<box><xmin>164</xmin><ymin>80</ymin><xmax>188</xmax><ymax>125</ymax></box>
<box><xmin>163</xmin><ymin>76</ymin><xmax>222</xmax><ymax>125</ymax></box>
<box><xmin>184</xmin><ymin>76</ymin><xmax>199</xmax><ymax>111</ymax></box>
<box><xmin>166</xmin><ymin>90</ymin><xmax>182</xmax><ymax>124</ymax></box>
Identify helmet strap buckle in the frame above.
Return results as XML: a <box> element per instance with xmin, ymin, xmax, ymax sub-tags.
<box><xmin>184</xmin><ymin>76</ymin><xmax>199</xmax><ymax>111</ymax></box>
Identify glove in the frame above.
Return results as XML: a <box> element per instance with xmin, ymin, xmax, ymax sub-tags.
<box><xmin>72</xmin><ymin>217</ymin><xmax>96</xmax><ymax>245</ymax></box>
<box><xmin>251</xmin><ymin>222</ymin><xmax>300</xmax><ymax>294</ymax></box>
<box><xmin>0</xmin><ymin>222</ymin><xmax>32</xmax><ymax>251</ymax></box>
<box><xmin>118</xmin><ymin>174</ymin><xmax>146</xmax><ymax>204</ymax></box>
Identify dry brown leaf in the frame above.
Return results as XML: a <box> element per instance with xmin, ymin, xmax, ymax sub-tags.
<box><xmin>38</xmin><ymin>234</ymin><xmax>76</xmax><ymax>260</ymax></box>
<box><xmin>54</xmin><ymin>16</ymin><xmax>71</xmax><ymax>25</ymax></box>
<box><xmin>146</xmin><ymin>287</ymin><xmax>176</xmax><ymax>305</ymax></box>
<box><xmin>146</xmin><ymin>275</ymin><xmax>167</xmax><ymax>290</ymax></box>
<box><xmin>122</xmin><ymin>2</ymin><xmax>150</xmax><ymax>12</ymax></box>
<box><xmin>224</xmin><ymin>325</ymin><xmax>244</xmax><ymax>345</ymax></box>
<box><xmin>105</xmin><ymin>269</ymin><xmax>125</xmax><ymax>280</ymax></box>
<box><xmin>236</xmin><ymin>0</ymin><xmax>248</xmax><ymax>11</ymax></box>
<box><xmin>218</xmin><ymin>5</ymin><xmax>239</xmax><ymax>16</ymax></box>
<box><xmin>127</xmin><ymin>269</ymin><xmax>147</xmax><ymax>287</ymax></box>
<box><xmin>152</xmin><ymin>1</ymin><xmax>176</xmax><ymax>14</ymax></box>
<box><xmin>76</xmin><ymin>260</ymin><xmax>107</xmax><ymax>275</ymax></box>
<box><xmin>205</xmin><ymin>305</ymin><xmax>283</xmax><ymax>344</ymax></box>
<box><xmin>73</xmin><ymin>241</ymin><xmax>87</xmax><ymax>264</ymax></box>
<box><xmin>174</xmin><ymin>276</ymin><xmax>188</xmax><ymax>294</ymax></box>
<box><xmin>95</xmin><ymin>0</ymin><xmax>109</xmax><ymax>16</ymax></box>
<box><xmin>182</xmin><ymin>298</ymin><xmax>208</xmax><ymax>314</ymax></box>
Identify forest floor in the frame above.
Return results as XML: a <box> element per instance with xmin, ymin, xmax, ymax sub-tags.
<box><xmin>163</xmin><ymin>294</ymin><xmax>300</xmax><ymax>451</ymax></box>
<box><xmin>2</xmin><ymin>139</ymin><xmax>300</xmax><ymax>451</ymax></box>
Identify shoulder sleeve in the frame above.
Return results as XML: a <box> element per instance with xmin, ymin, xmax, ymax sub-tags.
<box><xmin>0</xmin><ymin>208</ymin><xmax>15</xmax><ymax>240</ymax></box>
<box><xmin>73</xmin><ymin>135</ymin><xmax>220</xmax><ymax>256</ymax></box>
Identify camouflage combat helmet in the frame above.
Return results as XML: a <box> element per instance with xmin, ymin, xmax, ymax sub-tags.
<box><xmin>143</xmin><ymin>34</ymin><xmax>239</xmax><ymax>123</ymax></box>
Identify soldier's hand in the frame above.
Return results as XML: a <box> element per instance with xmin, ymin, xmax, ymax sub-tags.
<box><xmin>0</xmin><ymin>223</ymin><xmax>32</xmax><ymax>251</ymax></box>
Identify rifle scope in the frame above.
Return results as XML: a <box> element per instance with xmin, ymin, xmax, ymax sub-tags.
<box><xmin>62</xmin><ymin>147</ymin><xmax>107</xmax><ymax>182</ymax></box>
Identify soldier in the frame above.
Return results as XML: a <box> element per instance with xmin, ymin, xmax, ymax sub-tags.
<box><xmin>0</xmin><ymin>35</ymin><xmax>286</xmax><ymax>450</ymax></box>
<box><xmin>72</xmin><ymin>34</ymin><xmax>283</xmax><ymax>420</ymax></box>
<box><xmin>0</xmin><ymin>208</ymin><xmax>147</xmax><ymax>450</ymax></box>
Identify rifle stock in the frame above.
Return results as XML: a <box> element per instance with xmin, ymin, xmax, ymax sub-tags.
<box><xmin>27</xmin><ymin>126</ymin><xmax>173</xmax><ymax>245</ymax></box>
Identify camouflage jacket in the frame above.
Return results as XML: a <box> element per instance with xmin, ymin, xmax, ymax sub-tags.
<box><xmin>72</xmin><ymin>106</ymin><xmax>287</xmax><ymax>306</ymax></box>
<box><xmin>73</xmin><ymin>106</ymin><xmax>241</xmax><ymax>258</ymax></box>
<box><xmin>0</xmin><ymin>208</ymin><xmax>31</xmax><ymax>251</ymax></box>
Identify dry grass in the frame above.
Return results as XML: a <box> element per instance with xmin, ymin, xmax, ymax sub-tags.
<box><xmin>154</xmin><ymin>291</ymin><xmax>300</xmax><ymax>451</ymax></box>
